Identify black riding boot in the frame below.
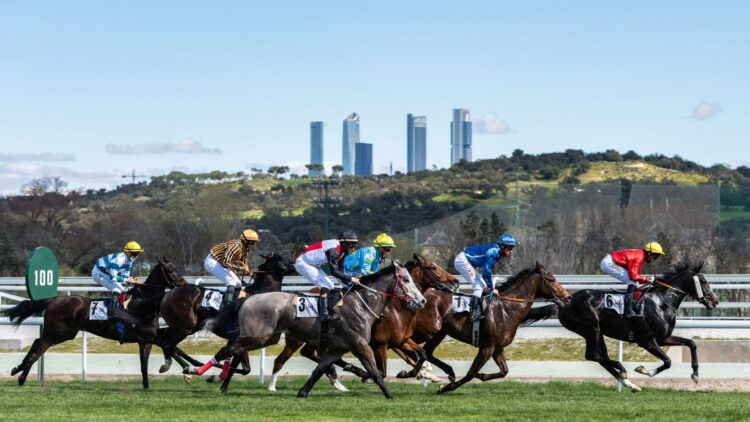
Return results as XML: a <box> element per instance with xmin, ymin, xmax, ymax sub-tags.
<box><xmin>625</xmin><ymin>285</ymin><xmax>642</xmax><ymax>319</ymax></box>
<box><xmin>469</xmin><ymin>296</ymin><xmax>484</xmax><ymax>322</ymax></box>
<box><xmin>110</xmin><ymin>291</ymin><xmax>122</xmax><ymax>312</ymax></box>
<box><xmin>223</xmin><ymin>285</ymin><xmax>236</xmax><ymax>308</ymax></box>
<box><xmin>319</xmin><ymin>289</ymin><xmax>339</xmax><ymax>322</ymax></box>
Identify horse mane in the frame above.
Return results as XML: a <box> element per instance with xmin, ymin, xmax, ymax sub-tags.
<box><xmin>660</xmin><ymin>261</ymin><xmax>704</xmax><ymax>281</ymax></box>
<box><xmin>360</xmin><ymin>263</ymin><xmax>396</xmax><ymax>285</ymax></box>
<box><xmin>497</xmin><ymin>266</ymin><xmax>536</xmax><ymax>292</ymax></box>
<box><xmin>126</xmin><ymin>293</ymin><xmax>165</xmax><ymax>322</ymax></box>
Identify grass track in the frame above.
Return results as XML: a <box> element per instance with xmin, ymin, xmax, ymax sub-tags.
<box><xmin>0</xmin><ymin>378</ymin><xmax>747</xmax><ymax>421</ymax></box>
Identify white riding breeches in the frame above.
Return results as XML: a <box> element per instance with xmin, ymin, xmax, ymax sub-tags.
<box><xmin>600</xmin><ymin>254</ymin><xmax>636</xmax><ymax>286</ymax></box>
<box><xmin>92</xmin><ymin>267</ymin><xmax>124</xmax><ymax>294</ymax></box>
<box><xmin>204</xmin><ymin>254</ymin><xmax>243</xmax><ymax>288</ymax></box>
<box><xmin>294</xmin><ymin>255</ymin><xmax>335</xmax><ymax>290</ymax></box>
<box><xmin>454</xmin><ymin>252</ymin><xmax>486</xmax><ymax>298</ymax></box>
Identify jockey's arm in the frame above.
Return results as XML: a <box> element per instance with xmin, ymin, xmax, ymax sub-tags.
<box><xmin>627</xmin><ymin>261</ymin><xmax>652</xmax><ymax>284</ymax></box>
<box><xmin>325</xmin><ymin>248</ymin><xmax>352</xmax><ymax>284</ymax></box>
<box><xmin>481</xmin><ymin>249</ymin><xmax>499</xmax><ymax>290</ymax></box>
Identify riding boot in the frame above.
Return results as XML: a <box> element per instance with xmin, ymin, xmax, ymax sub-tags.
<box><xmin>319</xmin><ymin>290</ymin><xmax>339</xmax><ymax>322</ymax></box>
<box><xmin>625</xmin><ymin>284</ymin><xmax>642</xmax><ymax>320</ymax></box>
<box><xmin>469</xmin><ymin>296</ymin><xmax>484</xmax><ymax>322</ymax></box>
<box><xmin>223</xmin><ymin>285</ymin><xmax>236</xmax><ymax>309</ymax></box>
<box><xmin>110</xmin><ymin>292</ymin><xmax>126</xmax><ymax>343</ymax></box>
<box><xmin>110</xmin><ymin>291</ymin><xmax>122</xmax><ymax>312</ymax></box>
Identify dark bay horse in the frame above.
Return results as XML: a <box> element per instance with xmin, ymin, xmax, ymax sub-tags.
<box><xmin>267</xmin><ymin>254</ymin><xmax>458</xmax><ymax>390</ymax></box>
<box><xmin>192</xmin><ymin>263</ymin><xmax>426</xmax><ymax>399</ymax></box>
<box><xmin>402</xmin><ymin>262</ymin><xmax>571</xmax><ymax>394</ymax></box>
<box><xmin>525</xmin><ymin>262</ymin><xmax>718</xmax><ymax>392</ymax></box>
<box><xmin>1</xmin><ymin>257</ymin><xmax>185</xmax><ymax>389</ymax></box>
<box><xmin>156</xmin><ymin>253</ymin><xmax>292</xmax><ymax>379</ymax></box>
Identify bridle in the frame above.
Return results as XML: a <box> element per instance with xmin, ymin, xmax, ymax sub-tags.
<box><xmin>495</xmin><ymin>267</ymin><xmax>567</xmax><ymax>306</ymax></box>
<box><xmin>652</xmin><ymin>272</ymin><xmax>711</xmax><ymax>307</ymax></box>
<box><xmin>354</xmin><ymin>266</ymin><xmax>412</xmax><ymax>303</ymax></box>
<box><xmin>417</xmin><ymin>262</ymin><xmax>458</xmax><ymax>292</ymax></box>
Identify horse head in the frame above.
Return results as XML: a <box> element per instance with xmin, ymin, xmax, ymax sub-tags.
<box><xmin>407</xmin><ymin>253</ymin><xmax>459</xmax><ymax>293</ymax></box>
<box><xmin>143</xmin><ymin>257</ymin><xmax>186</xmax><ymax>289</ymax></box>
<box><xmin>258</xmin><ymin>252</ymin><xmax>293</xmax><ymax>276</ymax></box>
<box><xmin>660</xmin><ymin>262</ymin><xmax>718</xmax><ymax>309</ymax></box>
<box><xmin>532</xmin><ymin>262</ymin><xmax>571</xmax><ymax>304</ymax></box>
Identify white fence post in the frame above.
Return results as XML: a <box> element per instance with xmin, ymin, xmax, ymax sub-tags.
<box><xmin>616</xmin><ymin>340</ymin><xmax>623</xmax><ymax>392</ymax></box>
<box><xmin>259</xmin><ymin>348</ymin><xmax>266</xmax><ymax>384</ymax></box>
<box><xmin>82</xmin><ymin>331</ymin><xmax>88</xmax><ymax>382</ymax></box>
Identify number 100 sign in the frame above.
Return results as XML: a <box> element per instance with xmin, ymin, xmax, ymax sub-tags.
<box><xmin>25</xmin><ymin>247</ymin><xmax>59</xmax><ymax>300</ymax></box>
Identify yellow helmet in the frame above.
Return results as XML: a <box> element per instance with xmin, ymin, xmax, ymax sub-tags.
<box><xmin>124</xmin><ymin>241</ymin><xmax>144</xmax><ymax>253</ymax></box>
<box><xmin>240</xmin><ymin>229</ymin><xmax>260</xmax><ymax>242</ymax></box>
<box><xmin>373</xmin><ymin>233</ymin><xmax>396</xmax><ymax>248</ymax></box>
<box><xmin>644</xmin><ymin>241</ymin><xmax>665</xmax><ymax>255</ymax></box>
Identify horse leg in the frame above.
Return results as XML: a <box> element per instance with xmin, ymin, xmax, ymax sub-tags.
<box><xmin>269</xmin><ymin>337</ymin><xmax>305</xmax><ymax>391</ymax></box>
<box><xmin>173</xmin><ymin>346</ymin><xmax>204</xmax><ymax>367</ymax></box>
<box><xmin>373</xmin><ymin>344</ymin><xmax>388</xmax><ymax>379</ymax></box>
<box><xmin>218</xmin><ymin>354</ymin><xmax>244</xmax><ymax>394</ymax></box>
<box><xmin>659</xmin><ymin>335</ymin><xmax>699</xmax><ymax>383</ymax></box>
<box><xmin>422</xmin><ymin>332</ymin><xmax>456</xmax><ymax>382</ymax></box>
<box><xmin>634</xmin><ymin>338</ymin><xmax>672</xmax><ymax>380</ymax></box>
<box><xmin>297</xmin><ymin>351</ymin><xmax>345</xmax><ymax>398</ymax></box>
<box><xmin>15</xmin><ymin>337</ymin><xmax>54</xmax><ymax>386</ymax></box>
<box><xmin>347</xmin><ymin>340</ymin><xmax>393</xmax><ymax>400</ymax></box>
<box><xmin>476</xmin><ymin>347</ymin><xmax>508</xmax><ymax>381</ymax></box>
<box><xmin>139</xmin><ymin>342</ymin><xmax>152</xmax><ymax>390</ymax></box>
<box><xmin>437</xmin><ymin>345</ymin><xmax>493</xmax><ymax>394</ymax></box>
<box><xmin>592</xmin><ymin>335</ymin><xmax>641</xmax><ymax>392</ymax></box>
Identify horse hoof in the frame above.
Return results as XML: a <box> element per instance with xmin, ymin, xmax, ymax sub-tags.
<box><xmin>691</xmin><ymin>374</ymin><xmax>699</xmax><ymax>384</ymax></box>
<box><xmin>332</xmin><ymin>380</ymin><xmax>349</xmax><ymax>392</ymax></box>
<box><xmin>297</xmin><ymin>391</ymin><xmax>309</xmax><ymax>398</ymax></box>
<box><xmin>634</xmin><ymin>365</ymin><xmax>646</xmax><ymax>374</ymax></box>
<box><xmin>206</xmin><ymin>375</ymin><xmax>220</xmax><ymax>384</ymax></box>
<box><xmin>183</xmin><ymin>375</ymin><xmax>192</xmax><ymax>384</ymax></box>
<box><xmin>361</xmin><ymin>377</ymin><xmax>372</xmax><ymax>384</ymax></box>
<box><xmin>396</xmin><ymin>370</ymin><xmax>412</xmax><ymax>379</ymax></box>
<box><xmin>622</xmin><ymin>379</ymin><xmax>641</xmax><ymax>393</ymax></box>
<box><xmin>385</xmin><ymin>393</ymin><xmax>394</xmax><ymax>400</ymax></box>
<box><xmin>10</xmin><ymin>366</ymin><xmax>20</xmax><ymax>376</ymax></box>
<box><xmin>448</xmin><ymin>376</ymin><xmax>456</xmax><ymax>383</ymax></box>
<box><xmin>159</xmin><ymin>363</ymin><xmax>171</xmax><ymax>374</ymax></box>
<box><xmin>182</xmin><ymin>368</ymin><xmax>194</xmax><ymax>375</ymax></box>
<box><xmin>268</xmin><ymin>386</ymin><xmax>277</xmax><ymax>392</ymax></box>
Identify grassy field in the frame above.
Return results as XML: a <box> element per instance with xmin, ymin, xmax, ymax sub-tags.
<box><xmin>0</xmin><ymin>377</ymin><xmax>747</xmax><ymax>421</ymax></box>
<box><xmin>15</xmin><ymin>337</ymin><xmax>657</xmax><ymax>362</ymax></box>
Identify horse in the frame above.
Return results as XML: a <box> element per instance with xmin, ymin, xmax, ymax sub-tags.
<box><xmin>192</xmin><ymin>263</ymin><xmax>426</xmax><ymax>399</ymax></box>
<box><xmin>156</xmin><ymin>253</ymin><xmax>292</xmax><ymax>379</ymax></box>
<box><xmin>524</xmin><ymin>262</ymin><xmax>718</xmax><ymax>392</ymax></box>
<box><xmin>400</xmin><ymin>262</ymin><xmax>571</xmax><ymax>394</ymax></box>
<box><xmin>1</xmin><ymin>257</ymin><xmax>185</xmax><ymax>389</ymax></box>
<box><xmin>267</xmin><ymin>254</ymin><xmax>459</xmax><ymax>391</ymax></box>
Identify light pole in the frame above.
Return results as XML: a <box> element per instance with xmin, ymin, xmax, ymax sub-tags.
<box><xmin>312</xmin><ymin>178</ymin><xmax>340</xmax><ymax>239</ymax></box>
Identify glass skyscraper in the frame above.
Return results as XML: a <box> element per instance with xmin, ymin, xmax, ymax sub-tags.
<box><xmin>354</xmin><ymin>142</ymin><xmax>373</xmax><ymax>177</ymax></box>
<box><xmin>407</xmin><ymin>114</ymin><xmax>427</xmax><ymax>173</ymax></box>
<box><xmin>309</xmin><ymin>121</ymin><xmax>324</xmax><ymax>176</ymax></box>
<box><xmin>450</xmin><ymin>108</ymin><xmax>472</xmax><ymax>165</ymax></box>
<box><xmin>342</xmin><ymin>113</ymin><xmax>360</xmax><ymax>175</ymax></box>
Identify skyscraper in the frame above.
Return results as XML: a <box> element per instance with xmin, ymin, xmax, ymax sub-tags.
<box><xmin>355</xmin><ymin>142</ymin><xmax>373</xmax><ymax>177</ymax></box>
<box><xmin>342</xmin><ymin>113</ymin><xmax>360</xmax><ymax>175</ymax></box>
<box><xmin>450</xmin><ymin>108</ymin><xmax>472</xmax><ymax>165</ymax></box>
<box><xmin>407</xmin><ymin>114</ymin><xmax>427</xmax><ymax>173</ymax></box>
<box><xmin>309</xmin><ymin>121</ymin><xmax>324</xmax><ymax>176</ymax></box>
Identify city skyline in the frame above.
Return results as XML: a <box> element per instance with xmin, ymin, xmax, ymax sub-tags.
<box><xmin>309</xmin><ymin>121</ymin><xmax>323</xmax><ymax>176</ymax></box>
<box><xmin>451</xmin><ymin>109</ymin><xmax>472</xmax><ymax>165</ymax></box>
<box><xmin>355</xmin><ymin>142</ymin><xmax>373</xmax><ymax>177</ymax></box>
<box><xmin>407</xmin><ymin>114</ymin><xmax>427</xmax><ymax>173</ymax></box>
<box><xmin>1</xmin><ymin>1</ymin><xmax>747</xmax><ymax>193</ymax></box>
<box><xmin>341</xmin><ymin>113</ymin><xmax>360</xmax><ymax>176</ymax></box>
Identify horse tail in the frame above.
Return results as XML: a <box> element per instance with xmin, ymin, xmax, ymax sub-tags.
<box><xmin>522</xmin><ymin>304</ymin><xmax>560</xmax><ymax>326</ymax></box>
<box><xmin>205</xmin><ymin>297</ymin><xmax>248</xmax><ymax>334</ymax></box>
<box><xmin>0</xmin><ymin>298</ymin><xmax>54</xmax><ymax>326</ymax></box>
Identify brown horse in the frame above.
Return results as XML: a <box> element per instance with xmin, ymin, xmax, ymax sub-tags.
<box><xmin>156</xmin><ymin>253</ymin><xmax>292</xmax><ymax>378</ymax></box>
<box><xmin>1</xmin><ymin>257</ymin><xmax>185</xmax><ymax>389</ymax></box>
<box><xmin>403</xmin><ymin>262</ymin><xmax>571</xmax><ymax>394</ymax></box>
<box><xmin>267</xmin><ymin>254</ymin><xmax>458</xmax><ymax>390</ymax></box>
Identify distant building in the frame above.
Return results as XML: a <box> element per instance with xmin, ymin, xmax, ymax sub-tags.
<box><xmin>309</xmin><ymin>121</ymin><xmax>324</xmax><ymax>176</ymax></box>
<box><xmin>342</xmin><ymin>113</ymin><xmax>360</xmax><ymax>175</ymax></box>
<box><xmin>450</xmin><ymin>108</ymin><xmax>472</xmax><ymax>165</ymax></box>
<box><xmin>407</xmin><ymin>114</ymin><xmax>427</xmax><ymax>173</ymax></box>
<box><xmin>354</xmin><ymin>142</ymin><xmax>373</xmax><ymax>177</ymax></box>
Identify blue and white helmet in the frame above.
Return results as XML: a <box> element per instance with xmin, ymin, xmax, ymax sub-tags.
<box><xmin>496</xmin><ymin>234</ymin><xmax>516</xmax><ymax>247</ymax></box>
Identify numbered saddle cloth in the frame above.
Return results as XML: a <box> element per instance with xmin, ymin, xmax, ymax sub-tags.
<box><xmin>603</xmin><ymin>293</ymin><xmax>625</xmax><ymax>315</ymax></box>
<box><xmin>201</xmin><ymin>289</ymin><xmax>223</xmax><ymax>311</ymax></box>
<box><xmin>89</xmin><ymin>300</ymin><xmax>109</xmax><ymax>321</ymax></box>
<box><xmin>451</xmin><ymin>294</ymin><xmax>472</xmax><ymax>314</ymax></box>
<box><xmin>294</xmin><ymin>296</ymin><xmax>320</xmax><ymax>318</ymax></box>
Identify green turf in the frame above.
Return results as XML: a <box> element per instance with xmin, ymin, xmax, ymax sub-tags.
<box><xmin>0</xmin><ymin>378</ymin><xmax>746</xmax><ymax>421</ymax></box>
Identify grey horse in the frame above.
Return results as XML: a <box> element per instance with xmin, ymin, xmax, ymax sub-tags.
<box><xmin>194</xmin><ymin>263</ymin><xmax>426</xmax><ymax>399</ymax></box>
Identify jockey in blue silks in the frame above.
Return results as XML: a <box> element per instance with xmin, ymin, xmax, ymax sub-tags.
<box><xmin>343</xmin><ymin>233</ymin><xmax>396</xmax><ymax>284</ymax></box>
<box><xmin>454</xmin><ymin>234</ymin><xmax>517</xmax><ymax>321</ymax></box>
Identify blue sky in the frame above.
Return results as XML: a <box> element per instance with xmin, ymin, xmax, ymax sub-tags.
<box><xmin>1</xmin><ymin>1</ymin><xmax>748</xmax><ymax>193</ymax></box>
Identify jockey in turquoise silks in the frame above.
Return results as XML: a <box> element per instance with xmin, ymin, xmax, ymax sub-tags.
<box><xmin>343</xmin><ymin>233</ymin><xmax>396</xmax><ymax>283</ymax></box>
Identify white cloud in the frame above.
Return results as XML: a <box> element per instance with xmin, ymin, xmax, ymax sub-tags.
<box><xmin>687</xmin><ymin>101</ymin><xmax>723</xmax><ymax>121</ymax></box>
<box><xmin>0</xmin><ymin>152</ymin><xmax>75</xmax><ymax>162</ymax></box>
<box><xmin>475</xmin><ymin>113</ymin><xmax>516</xmax><ymax>135</ymax></box>
<box><xmin>105</xmin><ymin>138</ymin><xmax>221</xmax><ymax>155</ymax></box>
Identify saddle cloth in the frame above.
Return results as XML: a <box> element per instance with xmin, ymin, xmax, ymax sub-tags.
<box><xmin>603</xmin><ymin>293</ymin><xmax>625</xmax><ymax>315</ymax></box>
<box><xmin>294</xmin><ymin>296</ymin><xmax>320</xmax><ymax>318</ymax></box>
<box><xmin>201</xmin><ymin>289</ymin><xmax>223</xmax><ymax>310</ymax></box>
<box><xmin>89</xmin><ymin>300</ymin><xmax>109</xmax><ymax>321</ymax></box>
<box><xmin>451</xmin><ymin>294</ymin><xmax>471</xmax><ymax>313</ymax></box>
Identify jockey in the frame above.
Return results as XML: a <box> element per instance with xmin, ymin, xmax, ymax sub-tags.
<box><xmin>294</xmin><ymin>231</ymin><xmax>359</xmax><ymax>322</ymax></box>
<box><xmin>92</xmin><ymin>241</ymin><xmax>144</xmax><ymax>309</ymax></box>
<box><xmin>454</xmin><ymin>234</ymin><xmax>516</xmax><ymax>321</ymax></box>
<box><xmin>343</xmin><ymin>233</ymin><xmax>396</xmax><ymax>281</ymax></box>
<box><xmin>600</xmin><ymin>242</ymin><xmax>665</xmax><ymax>319</ymax></box>
<box><xmin>204</xmin><ymin>229</ymin><xmax>260</xmax><ymax>307</ymax></box>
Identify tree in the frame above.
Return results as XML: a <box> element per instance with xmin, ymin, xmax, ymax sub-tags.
<box><xmin>331</xmin><ymin>164</ymin><xmax>344</xmax><ymax>176</ymax></box>
<box><xmin>267</xmin><ymin>166</ymin><xmax>290</xmax><ymax>179</ymax></box>
<box><xmin>305</xmin><ymin>163</ymin><xmax>324</xmax><ymax>176</ymax></box>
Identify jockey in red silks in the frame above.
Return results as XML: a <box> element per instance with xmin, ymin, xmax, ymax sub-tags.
<box><xmin>600</xmin><ymin>242</ymin><xmax>665</xmax><ymax>319</ymax></box>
